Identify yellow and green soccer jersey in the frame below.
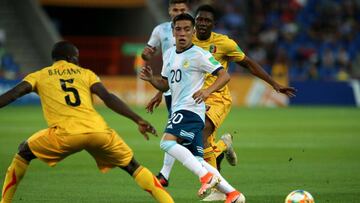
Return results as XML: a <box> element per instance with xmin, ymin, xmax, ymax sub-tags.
<box><xmin>193</xmin><ymin>32</ymin><xmax>245</xmax><ymax>98</ymax></box>
<box><xmin>23</xmin><ymin>60</ymin><xmax>109</xmax><ymax>134</ymax></box>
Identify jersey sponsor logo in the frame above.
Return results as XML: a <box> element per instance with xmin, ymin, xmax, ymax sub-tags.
<box><xmin>209</xmin><ymin>44</ymin><xmax>217</xmax><ymax>53</ymax></box>
<box><xmin>209</xmin><ymin>56</ymin><xmax>220</xmax><ymax>65</ymax></box>
<box><xmin>48</xmin><ymin>68</ymin><xmax>81</xmax><ymax>76</ymax></box>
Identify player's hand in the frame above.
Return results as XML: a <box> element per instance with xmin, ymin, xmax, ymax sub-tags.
<box><xmin>273</xmin><ymin>83</ymin><xmax>297</xmax><ymax>97</ymax></box>
<box><xmin>146</xmin><ymin>91</ymin><xmax>163</xmax><ymax>113</ymax></box>
<box><xmin>137</xmin><ymin>119</ymin><xmax>157</xmax><ymax>140</ymax></box>
<box><xmin>139</xmin><ymin>65</ymin><xmax>154</xmax><ymax>82</ymax></box>
<box><xmin>142</xmin><ymin>46</ymin><xmax>156</xmax><ymax>60</ymax></box>
<box><xmin>206</xmin><ymin>105</ymin><xmax>211</xmax><ymax>111</ymax></box>
<box><xmin>192</xmin><ymin>89</ymin><xmax>211</xmax><ymax>104</ymax></box>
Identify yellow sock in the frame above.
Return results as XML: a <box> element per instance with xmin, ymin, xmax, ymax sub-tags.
<box><xmin>1</xmin><ymin>154</ymin><xmax>29</xmax><ymax>203</ymax></box>
<box><xmin>203</xmin><ymin>147</ymin><xmax>217</xmax><ymax>168</ymax></box>
<box><xmin>214</xmin><ymin>139</ymin><xmax>227</xmax><ymax>158</ymax></box>
<box><xmin>133</xmin><ymin>166</ymin><xmax>174</xmax><ymax>203</ymax></box>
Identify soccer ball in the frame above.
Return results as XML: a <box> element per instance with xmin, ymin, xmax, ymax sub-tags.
<box><xmin>285</xmin><ymin>190</ymin><xmax>314</xmax><ymax>203</ymax></box>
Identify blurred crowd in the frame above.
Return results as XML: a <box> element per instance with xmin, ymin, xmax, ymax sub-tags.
<box><xmin>0</xmin><ymin>29</ymin><xmax>21</xmax><ymax>81</ymax></box>
<box><xmin>186</xmin><ymin>0</ymin><xmax>360</xmax><ymax>81</ymax></box>
<box><xmin>2</xmin><ymin>0</ymin><xmax>360</xmax><ymax>82</ymax></box>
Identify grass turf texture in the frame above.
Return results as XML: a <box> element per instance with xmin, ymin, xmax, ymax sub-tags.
<box><xmin>0</xmin><ymin>106</ymin><xmax>359</xmax><ymax>203</ymax></box>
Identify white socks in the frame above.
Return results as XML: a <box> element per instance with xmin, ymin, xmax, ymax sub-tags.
<box><xmin>166</xmin><ymin>143</ymin><xmax>208</xmax><ymax>178</ymax></box>
<box><xmin>160</xmin><ymin>152</ymin><xmax>176</xmax><ymax>179</ymax></box>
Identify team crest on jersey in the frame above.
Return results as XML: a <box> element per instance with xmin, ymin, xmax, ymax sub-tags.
<box><xmin>209</xmin><ymin>44</ymin><xmax>217</xmax><ymax>53</ymax></box>
<box><xmin>183</xmin><ymin>60</ymin><xmax>190</xmax><ymax>68</ymax></box>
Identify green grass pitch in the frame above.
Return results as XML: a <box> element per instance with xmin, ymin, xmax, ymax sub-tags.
<box><xmin>1</xmin><ymin>105</ymin><xmax>360</xmax><ymax>203</ymax></box>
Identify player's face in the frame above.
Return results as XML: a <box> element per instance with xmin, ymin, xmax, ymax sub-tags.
<box><xmin>195</xmin><ymin>11</ymin><xmax>215</xmax><ymax>39</ymax></box>
<box><xmin>69</xmin><ymin>48</ymin><xmax>79</xmax><ymax>65</ymax></box>
<box><xmin>169</xmin><ymin>3</ymin><xmax>189</xmax><ymax>19</ymax></box>
<box><xmin>173</xmin><ymin>20</ymin><xmax>194</xmax><ymax>51</ymax></box>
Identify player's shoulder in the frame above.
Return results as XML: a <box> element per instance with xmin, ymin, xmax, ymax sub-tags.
<box><xmin>153</xmin><ymin>22</ymin><xmax>172</xmax><ymax>31</ymax></box>
<box><xmin>164</xmin><ymin>46</ymin><xmax>176</xmax><ymax>55</ymax></box>
<box><xmin>162</xmin><ymin>46</ymin><xmax>176</xmax><ymax>60</ymax></box>
<box><xmin>212</xmin><ymin>32</ymin><xmax>231</xmax><ymax>40</ymax></box>
<box><xmin>192</xmin><ymin>45</ymin><xmax>211</xmax><ymax>56</ymax></box>
<box><xmin>212</xmin><ymin>32</ymin><xmax>236</xmax><ymax>43</ymax></box>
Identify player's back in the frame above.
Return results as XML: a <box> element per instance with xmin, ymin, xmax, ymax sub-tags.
<box><xmin>23</xmin><ymin>60</ymin><xmax>109</xmax><ymax>134</ymax></box>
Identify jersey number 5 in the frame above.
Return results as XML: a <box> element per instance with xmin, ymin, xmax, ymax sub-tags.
<box><xmin>60</xmin><ymin>79</ymin><xmax>81</xmax><ymax>107</ymax></box>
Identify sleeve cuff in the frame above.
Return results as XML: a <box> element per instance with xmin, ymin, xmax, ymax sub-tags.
<box><xmin>211</xmin><ymin>67</ymin><xmax>224</xmax><ymax>75</ymax></box>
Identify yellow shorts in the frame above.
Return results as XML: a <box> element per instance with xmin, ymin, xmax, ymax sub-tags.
<box><xmin>205</xmin><ymin>94</ymin><xmax>232</xmax><ymax>146</ymax></box>
<box><xmin>27</xmin><ymin>127</ymin><xmax>133</xmax><ymax>173</ymax></box>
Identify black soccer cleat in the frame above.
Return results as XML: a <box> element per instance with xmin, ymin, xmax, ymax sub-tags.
<box><xmin>156</xmin><ymin>172</ymin><xmax>169</xmax><ymax>187</ymax></box>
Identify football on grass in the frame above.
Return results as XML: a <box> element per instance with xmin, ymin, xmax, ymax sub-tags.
<box><xmin>285</xmin><ymin>190</ymin><xmax>314</xmax><ymax>203</ymax></box>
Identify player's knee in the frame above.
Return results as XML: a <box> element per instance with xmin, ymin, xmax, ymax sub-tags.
<box><xmin>160</xmin><ymin>140</ymin><xmax>177</xmax><ymax>152</ymax></box>
<box><xmin>18</xmin><ymin>141</ymin><xmax>36</xmax><ymax>162</ymax></box>
<box><xmin>121</xmin><ymin>158</ymin><xmax>140</xmax><ymax>176</ymax></box>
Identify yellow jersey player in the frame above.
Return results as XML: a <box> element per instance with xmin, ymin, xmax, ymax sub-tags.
<box><xmin>0</xmin><ymin>41</ymin><xmax>174</xmax><ymax>203</ymax></box>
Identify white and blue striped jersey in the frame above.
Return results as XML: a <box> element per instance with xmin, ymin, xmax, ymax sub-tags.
<box><xmin>147</xmin><ymin>21</ymin><xmax>175</xmax><ymax>96</ymax></box>
<box><xmin>161</xmin><ymin>45</ymin><xmax>223</xmax><ymax>122</ymax></box>
<box><xmin>147</xmin><ymin>22</ymin><xmax>175</xmax><ymax>54</ymax></box>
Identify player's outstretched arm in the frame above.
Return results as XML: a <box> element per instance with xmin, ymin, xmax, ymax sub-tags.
<box><xmin>237</xmin><ymin>56</ymin><xmax>297</xmax><ymax>97</ymax></box>
<box><xmin>139</xmin><ymin>65</ymin><xmax>169</xmax><ymax>92</ymax></box>
<box><xmin>0</xmin><ymin>81</ymin><xmax>32</xmax><ymax>108</ymax></box>
<box><xmin>91</xmin><ymin>82</ymin><xmax>157</xmax><ymax>139</ymax></box>
<box><xmin>193</xmin><ymin>68</ymin><xmax>230</xmax><ymax>104</ymax></box>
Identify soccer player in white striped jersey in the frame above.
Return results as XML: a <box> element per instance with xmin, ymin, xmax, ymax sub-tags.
<box><xmin>141</xmin><ymin>0</ymin><xmax>190</xmax><ymax>187</ymax></box>
<box><xmin>142</xmin><ymin>0</ymin><xmax>189</xmax><ymax>114</ymax></box>
<box><xmin>140</xmin><ymin>13</ymin><xmax>245</xmax><ymax>203</ymax></box>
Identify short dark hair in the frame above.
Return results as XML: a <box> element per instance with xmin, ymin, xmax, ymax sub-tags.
<box><xmin>195</xmin><ymin>4</ymin><xmax>218</xmax><ymax>21</ymax></box>
<box><xmin>172</xmin><ymin>13</ymin><xmax>195</xmax><ymax>26</ymax></box>
<box><xmin>169</xmin><ymin>0</ymin><xmax>189</xmax><ymax>6</ymax></box>
<box><xmin>51</xmin><ymin>41</ymin><xmax>78</xmax><ymax>61</ymax></box>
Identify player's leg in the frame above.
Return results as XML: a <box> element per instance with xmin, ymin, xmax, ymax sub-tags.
<box><xmin>86</xmin><ymin>130</ymin><xmax>173</xmax><ymax>203</ymax></box>
<box><xmin>1</xmin><ymin>142</ymin><xmax>35</xmax><ymax>203</ymax></box>
<box><xmin>157</xmin><ymin>153</ymin><xmax>174</xmax><ymax>187</ymax></box>
<box><xmin>200</xmin><ymin>160</ymin><xmax>245</xmax><ymax>203</ymax></box>
<box><xmin>203</xmin><ymin>116</ymin><xmax>217</xmax><ymax>167</ymax></box>
<box><xmin>205</xmin><ymin>98</ymin><xmax>237</xmax><ymax>169</ymax></box>
<box><xmin>156</xmin><ymin>94</ymin><xmax>176</xmax><ymax>186</ymax></box>
<box><xmin>215</xmin><ymin>133</ymin><xmax>237</xmax><ymax>167</ymax></box>
<box><xmin>121</xmin><ymin>158</ymin><xmax>174</xmax><ymax>203</ymax></box>
<box><xmin>160</xmin><ymin>133</ymin><xmax>220</xmax><ymax>197</ymax></box>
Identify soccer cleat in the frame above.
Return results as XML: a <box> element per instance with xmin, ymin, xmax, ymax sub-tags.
<box><xmin>225</xmin><ymin>191</ymin><xmax>245</xmax><ymax>203</ymax></box>
<box><xmin>221</xmin><ymin>133</ymin><xmax>238</xmax><ymax>166</ymax></box>
<box><xmin>198</xmin><ymin>173</ymin><xmax>221</xmax><ymax>198</ymax></box>
<box><xmin>201</xmin><ymin>188</ymin><xmax>226</xmax><ymax>201</ymax></box>
<box><xmin>156</xmin><ymin>172</ymin><xmax>169</xmax><ymax>187</ymax></box>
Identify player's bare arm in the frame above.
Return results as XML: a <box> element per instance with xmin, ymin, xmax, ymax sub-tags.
<box><xmin>193</xmin><ymin>68</ymin><xmax>230</xmax><ymax>104</ymax></box>
<box><xmin>237</xmin><ymin>56</ymin><xmax>297</xmax><ymax>97</ymax></box>
<box><xmin>0</xmin><ymin>81</ymin><xmax>32</xmax><ymax>108</ymax></box>
<box><xmin>139</xmin><ymin>65</ymin><xmax>169</xmax><ymax>92</ymax></box>
<box><xmin>90</xmin><ymin>82</ymin><xmax>157</xmax><ymax>139</ymax></box>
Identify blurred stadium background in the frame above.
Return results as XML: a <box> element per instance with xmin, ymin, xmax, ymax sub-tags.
<box><xmin>1</xmin><ymin>0</ymin><xmax>360</xmax><ymax>106</ymax></box>
<box><xmin>1</xmin><ymin>0</ymin><xmax>360</xmax><ymax>202</ymax></box>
